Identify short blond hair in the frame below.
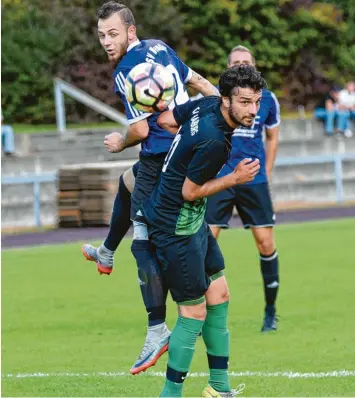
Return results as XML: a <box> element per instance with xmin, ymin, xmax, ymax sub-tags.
<box><xmin>228</xmin><ymin>45</ymin><xmax>255</xmax><ymax>66</ymax></box>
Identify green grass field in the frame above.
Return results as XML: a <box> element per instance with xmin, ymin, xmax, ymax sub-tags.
<box><xmin>2</xmin><ymin>219</ymin><xmax>355</xmax><ymax>397</ymax></box>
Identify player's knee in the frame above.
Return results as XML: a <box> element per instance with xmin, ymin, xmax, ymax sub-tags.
<box><xmin>209</xmin><ymin>226</ymin><xmax>221</xmax><ymax>239</ymax></box>
<box><xmin>256</xmin><ymin>237</ymin><xmax>275</xmax><ymax>256</ymax></box>
<box><xmin>211</xmin><ymin>289</ymin><xmax>229</xmax><ymax>305</ymax></box>
<box><xmin>206</xmin><ymin>275</ymin><xmax>230</xmax><ymax>305</ymax></box>
<box><xmin>220</xmin><ymin>285</ymin><xmax>230</xmax><ymax>303</ymax></box>
<box><xmin>132</xmin><ymin>222</ymin><xmax>149</xmax><ymax>242</ymax></box>
<box><xmin>131</xmin><ymin>238</ymin><xmax>149</xmax><ymax>262</ymax></box>
<box><xmin>122</xmin><ymin>167</ymin><xmax>135</xmax><ymax>193</ymax></box>
<box><xmin>116</xmin><ymin>175</ymin><xmax>131</xmax><ymax>204</ymax></box>
<box><xmin>215</xmin><ymin>279</ymin><xmax>230</xmax><ymax>302</ymax></box>
<box><xmin>179</xmin><ymin>301</ymin><xmax>207</xmax><ymax>321</ymax></box>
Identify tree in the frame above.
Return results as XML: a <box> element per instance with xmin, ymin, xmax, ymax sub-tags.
<box><xmin>1</xmin><ymin>1</ymin><xmax>76</xmax><ymax>122</ymax></box>
<box><xmin>56</xmin><ymin>0</ymin><xmax>185</xmax><ymax>122</ymax></box>
<box><xmin>280</xmin><ymin>1</ymin><xmax>355</xmax><ymax>106</ymax></box>
<box><xmin>3</xmin><ymin>0</ymin><xmax>355</xmax><ymax>122</ymax></box>
<box><xmin>172</xmin><ymin>0</ymin><xmax>355</xmax><ymax>108</ymax></box>
<box><xmin>1</xmin><ymin>0</ymin><xmax>183</xmax><ymax>123</ymax></box>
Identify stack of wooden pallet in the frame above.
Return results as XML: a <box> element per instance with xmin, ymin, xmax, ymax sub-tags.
<box><xmin>79</xmin><ymin>162</ymin><xmax>123</xmax><ymax>226</ymax></box>
<box><xmin>57</xmin><ymin>160</ymin><xmax>136</xmax><ymax>227</ymax></box>
<box><xmin>57</xmin><ymin>164</ymin><xmax>83</xmax><ymax>227</ymax></box>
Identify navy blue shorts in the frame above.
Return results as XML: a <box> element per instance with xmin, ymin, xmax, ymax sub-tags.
<box><xmin>132</xmin><ymin>160</ymin><xmax>140</xmax><ymax>178</ymax></box>
<box><xmin>205</xmin><ymin>183</ymin><xmax>275</xmax><ymax>229</ymax></box>
<box><xmin>148</xmin><ymin>222</ymin><xmax>225</xmax><ymax>304</ymax></box>
<box><xmin>130</xmin><ymin>153</ymin><xmax>166</xmax><ymax>222</ymax></box>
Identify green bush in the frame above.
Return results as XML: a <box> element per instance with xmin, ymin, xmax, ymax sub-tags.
<box><xmin>173</xmin><ymin>0</ymin><xmax>355</xmax><ymax>108</ymax></box>
<box><xmin>2</xmin><ymin>0</ymin><xmax>354</xmax><ymax>122</ymax></box>
<box><xmin>1</xmin><ymin>1</ymin><xmax>74</xmax><ymax>123</ymax></box>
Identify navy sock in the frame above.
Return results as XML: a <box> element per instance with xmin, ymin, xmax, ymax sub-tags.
<box><xmin>260</xmin><ymin>250</ymin><xmax>279</xmax><ymax>312</ymax></box>
<box><xmin>104</xmin><ymin>175</ymin><xmax>132</xmax><ymax>251</ymax></box>
<box><xmin>131</xmin><ymin>239</ymin><xmax>167</xmax><ymax>326</ymax></box>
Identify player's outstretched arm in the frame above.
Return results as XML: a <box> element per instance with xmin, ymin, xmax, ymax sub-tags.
<box><xmin>104</xmin><ymin>119</ymin><xmax>149</xmax><ymax>153</ymax></box>
<box><xmin>187</xmin><ymin>71</ymin><xmax>220</xmax><ymax>97</ymax></box>
<box><xmin>182</xmin><ymin>159</ymin><xmax>260</xmax><ymax>202</ymax></box>
<box><xmin>157</xmin><ymin>111</ymin><xmax>179</xmax><ymax>134</ymax></box>
<box><xmin>265</xmin><ymin>126</ymin><xmax>279</xmax><ymax>181</ymax></box>
<box><xmin>123</xmin><ymin>119</ymin><xmax>149</xmax><ymax>149</ymax></box>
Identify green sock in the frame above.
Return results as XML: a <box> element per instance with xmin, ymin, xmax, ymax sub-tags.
<box><xmin>160</xmin><ymin>315</ymin><xmax>204</xmax><ymax>397</ymax></box>
<box><xmin>160</xmin><ymin>380</ymin><xmax>183</xmax><ymax>397</ymax></box>
<box><xmin>202</xmin><ymin>302</ymin><xmax>230</xmax><ymax>392</ymax></box>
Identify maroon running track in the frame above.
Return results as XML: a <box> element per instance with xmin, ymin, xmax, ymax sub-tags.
<box><xmin>2</xmin><ymin>206</ymin><xmax>355</xmax><ymax>249</ymax></box>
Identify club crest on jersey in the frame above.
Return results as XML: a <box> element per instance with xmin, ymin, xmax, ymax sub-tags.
<box><xmin>233</xmin><ymin>115</ymin><xmax>260</xmax><ymax>138</ymax></box>
<box><xmin>190</xmin><ymin>107</ymin><xmax>200</xmax><ymax>136</ymax></box>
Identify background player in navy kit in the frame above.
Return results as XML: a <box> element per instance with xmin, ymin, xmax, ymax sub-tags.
<box><xmin>143</xmin><ymin>65</ymin><xmax>264</xmax><ymax>397</ymax></box>
<box><xmin>81</xmin><ymin>1</ymin><xmax>220</xmax><ymax>374</ymax></box>
<box><xmin>205</xmin><ymin>45</ymin><xmax>281</xmax><ymax>332</ymax></box>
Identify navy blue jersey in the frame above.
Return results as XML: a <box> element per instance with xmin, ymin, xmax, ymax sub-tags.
<box><xmin>217</xmin><ymin>89</ymin><xmax>280</xmax><ymax>184</ymax></box>
<box><xmin>142</xmin><ymin>96</ymin><xmax>234</xmax><ymax>235</ymax></box>
<box><xmin>113</xmin><ymin>39</ymin><xmax>191</xmax><ymax>156</ymax></box>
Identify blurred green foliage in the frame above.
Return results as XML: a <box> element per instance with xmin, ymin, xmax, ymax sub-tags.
<box><xmin>174</xmin><ymin>0</ymin><xmax>355</xmax><ymax>106</ymax></box>
<box><xmin>1</xmin><ymin>0</ymin><xmax>354</xmax><ymax>123</ymax></box>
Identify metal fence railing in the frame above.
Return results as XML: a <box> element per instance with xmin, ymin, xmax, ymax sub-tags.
<box><xmin>2</xmin><ymin>153</ymin><xmax>355</xmax><ymax>227</ymax></box>
<box><xmin>54</xmin><ymin>77</ymin><xmax>128</xmax><ymax>134</ymax></box>
<box><xmin>2</xmin><ymin>173</ymin><xmax>57</xmax><ymax>227</ymax></box>
<box><xmin>275</xmin><ymin>153</ymin><xmax>355</xmax><ymax>203</ymax></box>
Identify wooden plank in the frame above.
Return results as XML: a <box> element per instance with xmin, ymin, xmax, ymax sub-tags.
<box><xmin>57</xmin><ymin>161</ymin><xmax>134</xmax><ymax>227</ymax></box>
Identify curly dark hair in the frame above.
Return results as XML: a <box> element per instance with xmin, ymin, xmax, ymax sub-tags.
<box><xmin>97</xmin><ymin>1</ymin><xmax>135</xmax><ymax>25</ymax></box>
<box><xmin>219</xmin><ymin>65</ymin><xmax>267</xmax><ymax>98</ymax></box>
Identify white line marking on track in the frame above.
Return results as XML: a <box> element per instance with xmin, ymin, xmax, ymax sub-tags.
<box><xmin>2</xmin><ymin>370</ymin><xmax>355</xmax><ymax>379</ymax></box>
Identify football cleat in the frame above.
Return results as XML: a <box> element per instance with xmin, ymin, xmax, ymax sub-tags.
<box><xmin>130</xmin><ymin>328</ymin><xmax>171</xmax><ymax>375</ymax></box>
<box><xmin>202</xmin><ymin>384</ymin><xmax>246</xmax><ymax>397</ymax></box>
<box><xmin>81</xmin><ymin>244</ymin><xmax>113</xmax><ymax>275</ymax></box>
<box><xmin>261</xmin><ymin>308</ymin><xmax>277</xmax><ymax>332</ymax></box>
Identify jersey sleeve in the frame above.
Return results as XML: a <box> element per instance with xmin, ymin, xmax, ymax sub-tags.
<box><xmin>162</xmin><ymin>43</ymin><xmax>192</xmax><ymax>83</ymax></box>
<box><xmin>264</xmin><ymin>92</ymin><xmax>281</xmax><ymax>129</ymax></box>
<box><xmin>172</xmin><ymin>100</ymin><xmax>194</xmax><ymax>125</ymax></box>
<box><xmin>114</xmin><ymin>69</ymin><xmax>152</xmax><ymax>125</ymax></box>
<box><xmin>187</xmin><ymin>140</ymin><xmax>227</xmax><ymax>186</ymax></box>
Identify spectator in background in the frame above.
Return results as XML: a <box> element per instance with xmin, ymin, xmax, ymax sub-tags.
<box><xmin>338</xmin><ymin>81</ymin><xmax>355</xmax><ymax>138</ymax></box>
<box><xmin>1</xmin><ymin>109</ymin><xmax>16</xmax><ymax>156</ymax></box>
<box><xmin>314</xmin><ymin>86</ymin><xmax>341</xmax><ymax>136</ymax></box>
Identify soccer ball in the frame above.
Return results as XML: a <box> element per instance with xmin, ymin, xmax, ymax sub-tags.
<box><xmin>125</xmin><ymin>62</ymin><xmax>175</xmax><ymax>112</ymax></box>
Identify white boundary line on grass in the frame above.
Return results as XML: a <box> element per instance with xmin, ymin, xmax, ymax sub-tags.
<box><xmin>2</xmin><ymin>370</ymin><xmax>355</xmax><ymax>379</ymax></box>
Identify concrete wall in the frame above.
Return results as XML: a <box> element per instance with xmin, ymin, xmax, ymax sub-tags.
<box><xmin>2</xmin><ymin>120</ymin><xmax>355</xmax><ymax>228</ymax></box>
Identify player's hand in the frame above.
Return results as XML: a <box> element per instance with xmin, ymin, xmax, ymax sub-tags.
<box><xmin>104</xmin><ymin>132</ymin><xmax>125</xmax><ymax>153</ymax></box>
<box><xmin>233</xmin><ymin>158</ymin><xmax>260</xmax><ymax>184</ymax></box>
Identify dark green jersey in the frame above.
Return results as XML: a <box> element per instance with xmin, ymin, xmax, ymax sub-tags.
<box><xmin>142</xmin><ymin>96</ymin><xmax>233</xmax><ymax>235</ymax></box>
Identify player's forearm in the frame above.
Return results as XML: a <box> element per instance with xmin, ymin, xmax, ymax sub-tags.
<box><xmin>183</xmin><ymin>158</ymin><xmax>260</xmax><ymax>201</ymax></box>
<box><xmin>183</xmin><ymin>175</ymin><xmax>235</xmax><ymax>202</ymax></box>
<box><xmin>157</xmin><ymin>111</ymin><xmax>179</xmax><ymax>134</ymax></box>
<box><xmin>187</xmin><ymin>71</ymin><xmax>220</xmax><ymax>97</ymax></box>
<box><xmin>265</xmin><ymin>136</ymin><xmax>279</xmax><ymax>177</ymax></box>
<box><xmin>122</xmin><ymin>123</ymin><xmax>148</xmax><ymax>149</ymax></box>
<box><xmin>195</xmin><ymin>80</ymin><xmax>220</xmax><ymax>97</ymax></box>
<box><xmin>122</xmin><ymin>132</ymin><xmax>144</xmax><ymax>149</ymax></box>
